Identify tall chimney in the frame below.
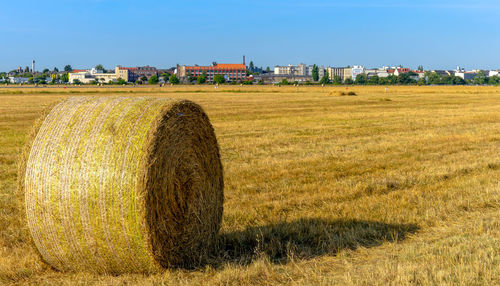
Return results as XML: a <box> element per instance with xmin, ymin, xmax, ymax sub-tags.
<box><xmin>243</xmin><ymin>55</ymin><xmax>245</xmax><ymax>66</ymax></box>
<box><xmin>32</xmin><ymin>60</ymin><xmax>35</xmax><ymax>73</ymax></box>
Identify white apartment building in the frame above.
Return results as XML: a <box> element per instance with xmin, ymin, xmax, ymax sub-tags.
<box><xmin>69</xmin><ymin>68</ymin><xmax>118</xmax><ymax>84</ymax></box>
<box><xmin>274</xmin><ymin>63</ymin><xmax>308</xmax><ymax>76</ymax></box>
<box><xmin>351</xmin><ymin>65</ymin><xmax>365</xmax><ymax>79</ymax></box>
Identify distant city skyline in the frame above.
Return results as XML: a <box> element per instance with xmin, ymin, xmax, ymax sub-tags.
<box><xmin>1</xmin><ymin>0</ymin><xmax>499</xmax><ymax>71</ymax></box>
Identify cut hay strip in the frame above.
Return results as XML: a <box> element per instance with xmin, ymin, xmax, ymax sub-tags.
<box><xmin>21</xmin><ymin>96</ymin><xmax>224</xmax><ymax>274</ymax></box>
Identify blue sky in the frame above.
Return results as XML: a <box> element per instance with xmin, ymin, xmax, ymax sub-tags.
<box><xmin>1</xmin><ymin>0</ymin><xmax>499</xmax><ymax>71</ymax></box>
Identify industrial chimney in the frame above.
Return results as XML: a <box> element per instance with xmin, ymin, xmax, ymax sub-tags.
<box><xmin>32</xmin><ymin>60</ymin><xmax>35</xmax><ymax>73</ymax></box>
<box><xmin>243</xmin><ymin>55</ymin><xmax>245</xmax><ymax>66</ymax></box>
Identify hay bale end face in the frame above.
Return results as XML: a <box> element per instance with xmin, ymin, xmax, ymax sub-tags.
<box><xmin>22</xmin><ymin>97</ymin><xmax>224</xmax><ymax>274</ymax></box>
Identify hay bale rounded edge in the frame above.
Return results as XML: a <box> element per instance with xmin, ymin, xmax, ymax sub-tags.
<box><xmin>21</xmin><ymin>96</ymin><xmax>224</xmax><ymax>274</ymax></box>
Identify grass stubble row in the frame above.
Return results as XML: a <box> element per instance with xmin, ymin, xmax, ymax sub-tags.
<box><xmin>18</xmin><ymin>96</ymin><xmax>224</xmax><ymax>274</ymax></box>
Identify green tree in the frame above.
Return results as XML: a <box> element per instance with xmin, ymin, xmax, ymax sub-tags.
<box><xmin>427</xmin><ymin>72</ymin><xmax>442</xmax><ymax>85</ymax></box>
<box><xmin>387</xmin><ymin>74</ymin><xmax>398</xmax><ymax>85</ymax></box>
<box><xmin>333</xmin><ymin>75</ymin><xmax>342</xmax><ymax>85</ymax></box>
<box><xmin>42</xmin><ymin>68</ymin><xmax>50</xmax><ymax>74</ymax></box>
<box><xmin>397</xmin><ymin>73</ymin><xmax>415</xmax><ymax>85</ymax></box>
<box><xmin>280</xmin><ymin>78</ymin><xmax>289</xmax><ymax>85</ymax></box>
<box><xmin>73</xmin><ymin>79</ymin><xmax>81</xmax><ymax>85</ymax></box>
<box><xmin>60</xmin><ymin>73</ymin><xmax>69</xmax><ymax>83</ymax></box>
<box><xmin>344</xmin><ymin>78</ymin><xmax>354</xmax><ymax>85</ymax></box>
<box><xmin>417</xmin><ymin>77</ymin><xmax>426</xmax><ymax>85</ymax></box>
<box><xmin>473</xmin><ymin>71</ymin><xmax>487</xmax><ymax>85</ymax></box>
<box><xmin>355</xmin><ymin>74</ymin><xmax>367</xmax><ymax>85</ymax></box>
<box><xmin>249</xmin><ymin>61</ymin><xmax>254</xmax><ymax>72</ymax></box>
<box><xmin>186</xmin><ymin>72</ymin><xmax>196</xmax><ymax>83</ymax></box>
<box><xmin>24</xmin><ymin>66</ymin><xmax>30</xmax><ymax>73</ymax></box>
<box><xmin>64</xmin><ymin>65</ymin><xmax>73</xmax><ymax>72</ymax></box>
<box><xmin>312</xmin><ymin>64</ymin><xmax>319</xmax><ymax>81</ymax></box>
<box><xmin>368</xmin><ymin>75</ymin><xmax>380</xmax><ymax>85</ymax></box>
<box><xmin>169</xmin><ymin>74</ymin><xmax>180</xmax><ymax>84</ymax></box>
<box><xmin>53</xmin><ymin>67</ymin><xmax>59</xmax><ymax>72</ymax></box>
<box><xmin>117</xmin><ymin>78</ymin><xmax>128</xmax><ymax>85</ymax></box>
<box><xmin>265</xmin><ymin>66</ymin><xmax>271</xmax><ymax>73</ymax></box>
<box><xmin>417</xmin><ymin>65</ymin><xmax>424</xmax><ymax>71</ymax></box>
<box><xmin>148</xmin><ymin>75</ymin><xmax>159</xmax><ymax>84</ymax></box>
<box><xmin>161</xmin><ymin>72</ymin><xmax>170</xmax><ymax>82</ymax></box>
<box><xmin>95</xmin><ymin>64</ymin><xmax>105</xmax><ymax>72</ymax></box>
<box><xmin>378</xmin><ymin>77</ymin><xmax>389</xmax><ymax>85</ymax></box>
<box><xmin>213</xmin><ymin>74</ymin><xmax>225</xmax><ymax>84</ymax></box>
<box><xmin>319</xmin><ymin>73</ymin><xmax>330</xmax><ymax>84</ymax></box>
<box><xmin>489</xmin><ymin>75</ymin><xmax>500</xmax><ymax>85</ymax></box>
<box><xmin>196</xmin><ymin>73</ymin><xmax>206</xmax><ymax>84</ymax></box>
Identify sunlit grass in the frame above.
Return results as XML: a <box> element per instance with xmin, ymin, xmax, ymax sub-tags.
<box><xmin>1</xmin><ymin>86</ymin><xmax>499</xmax><ymax>285</ymax></box>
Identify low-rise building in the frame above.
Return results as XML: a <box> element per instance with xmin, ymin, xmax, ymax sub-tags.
<box><xmin>351</xmin><ymin>65</ymin><xmax>365</xmax><ymax>80</ymax></box>
<box><xmin>115</xmin><ymin>66</ymin><xmax>159</xmax><ymax>82</ymax></box>
<box><xmin>69</xmin><ymin>68</ymin><xmax>117</xmax><ymax>84</ymax></box>
<box><xmin>432</xmin><ymin>70</ymin><xmax>454</xmax><ymax>77</ymax></box>
<box><xmin>257</xmin><ymin>74</ymin><xmax>313</xmax><ymax>84</ymax></box>
<box><xmin>488</xmin><ymin>70</ymin><xmax>499</xmax><ymax>77</ymax></box>
<box><xmin>177</xmin><ymin>62</ymin><xmax>246</xmax><ymax>82</ymax></box>
<box><xmin>454</xmin><ymin>72</ymin><xmax>477</xmax><ymax>80</ymax></box>
<box><xmin>274</xmin><ymin>63</ymin><xmax>307</xmax><ymax>76</ymax></box>
<box><xmin>9</xmin><ymin>77</ymin><xmax>29</xmax><ymax>84</ymax></box>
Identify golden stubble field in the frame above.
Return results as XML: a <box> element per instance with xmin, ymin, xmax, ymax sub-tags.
<box><xmin>0</xmin><ymin>85</ymin><xmax>499</xmax><ymax>285</ymax></box>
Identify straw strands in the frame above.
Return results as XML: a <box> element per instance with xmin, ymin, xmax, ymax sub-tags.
<box><xmin>21</xmin><ymin>96</ymin><xmax>224</xmax><ymax>274</ymax></box>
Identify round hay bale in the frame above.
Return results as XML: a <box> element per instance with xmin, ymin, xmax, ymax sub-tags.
<box><xmin>21</xmin><ymin>96</ymin><xmax>224</xmax><ymax>274</ymax></box>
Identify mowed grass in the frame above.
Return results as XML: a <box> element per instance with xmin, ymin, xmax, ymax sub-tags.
<box><xmin>0</xmin><ymin>86</ymin><xmax>499</xmax><ymax>285</ymax></box>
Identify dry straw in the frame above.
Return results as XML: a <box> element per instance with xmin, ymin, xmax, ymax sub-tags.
<box><xmin>20</xmin><ymin>96</ymin><xmax>224</xmax><ymax>274</ymax></box>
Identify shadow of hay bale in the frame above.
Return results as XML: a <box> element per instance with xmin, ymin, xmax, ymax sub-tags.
<box><xmin>213</xmin><ymin>218</ymin><xmax>418</xmax><ymax>266</ymax></box>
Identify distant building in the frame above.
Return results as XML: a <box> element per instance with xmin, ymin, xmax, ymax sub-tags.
<box><xmin>376</xmin><ymin>67</ymin><xmax>390</xmax><ymax>78</ymax></box>
<box><xmin>69</xmin><ymin>68</ymin><xmax>117</xmax><ymax>84</ymax></box>
<box><xmin>351</xmin><ymin>65</ymin><xmax>365</xmax><ymax>80</ymax></box>
<box><xmin>177</xmin><ymin>62</ymin><xmax>246</xmax><ymax>82</ymax></box>
<box><xmin>257</xmin><ymin>74</ymin><xmax>313</xmax><ymax>84</ymax></box>
<box><xmin>274</xmin><ymin>63</ymin><xmax>307</xmax><ymax>76</ymax></box>
<box><xmin>115</xmin><ymin>66</ymin><xmax>159</xmax><ymax>82</ymax></box>
<box><xmin>306</xmin><ymin>65</ymin><xmax>325</xmax><ymax>78</ymax></box>
<box><xmin>432</xmin><ymin>70</ymin><xmax>454</xmax><ymax>77</ymax></box>
<box><xmin>454</xmin><ymin>72</ymin><xmax>477</xmax><ymax>80</ymax></box>
<box><xmin>343</xmin><ymin>67</ymin><xmax>353</xmax><ymax>80</ymax></box>
<box><xmin>488</xmin><ymin>70</ymin><xmax>499</xmax><ymax>77</ymax></box>
<box><xmin>327</xmin><ymin>67</ymin><xmax>355</xmax><ymax>82</ymax></box>
<box><xmin>327</xmin><ymin>67</ymin><xmax>343</xmax><ymax>81</ymax></box>
<box><xmin>9</xmin><ymin>77</ymin><xmax>29</xmax><ymax>84</ymax></box>
<box><xmin>274</xmin><ymin>65</ymin><xmax>293</xmax><ymax>75</ymax></box>
<box><xmin>275</xmin><ymin>64</ymin><xmax>325</xmax><ymax>79</ymax></box>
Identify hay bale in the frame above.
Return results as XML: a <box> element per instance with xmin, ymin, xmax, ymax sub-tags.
<box><xmin>21</xmin><ymin>96</ymin><xmax>224</xmax><ymax>274</ymax></box>
<box><xmin>327</xmin><ymin>91</ymin><xmax>357</xmax><ymax>96</ymax></box>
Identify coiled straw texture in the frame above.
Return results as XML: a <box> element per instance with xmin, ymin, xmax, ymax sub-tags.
<box><xmin>22</xmin><ymin>96</ymin><xmax>224</xmax><ymax>274</ymax></box>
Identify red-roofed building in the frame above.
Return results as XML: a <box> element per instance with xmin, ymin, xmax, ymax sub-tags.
<box><xmin>387</xmin><ymin>68</ymin><xmax>410</xmax><ymax>76</ymax></box>
<box><xmin>177</xmin><ymin>62</ymin><xmax>246</xmax><ymax>82</ymax></box>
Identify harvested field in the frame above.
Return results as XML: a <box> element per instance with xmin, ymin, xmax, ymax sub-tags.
<box><xmin>1</xmin><ymin>86</ymin><xmax>499</xmax><ymax>285</ymax></box>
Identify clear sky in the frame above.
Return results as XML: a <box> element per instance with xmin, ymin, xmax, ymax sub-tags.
<box><xmin>1</xmin><ymin>0</ymin><xmax>499</xmax><ymax>72</ymax></box>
